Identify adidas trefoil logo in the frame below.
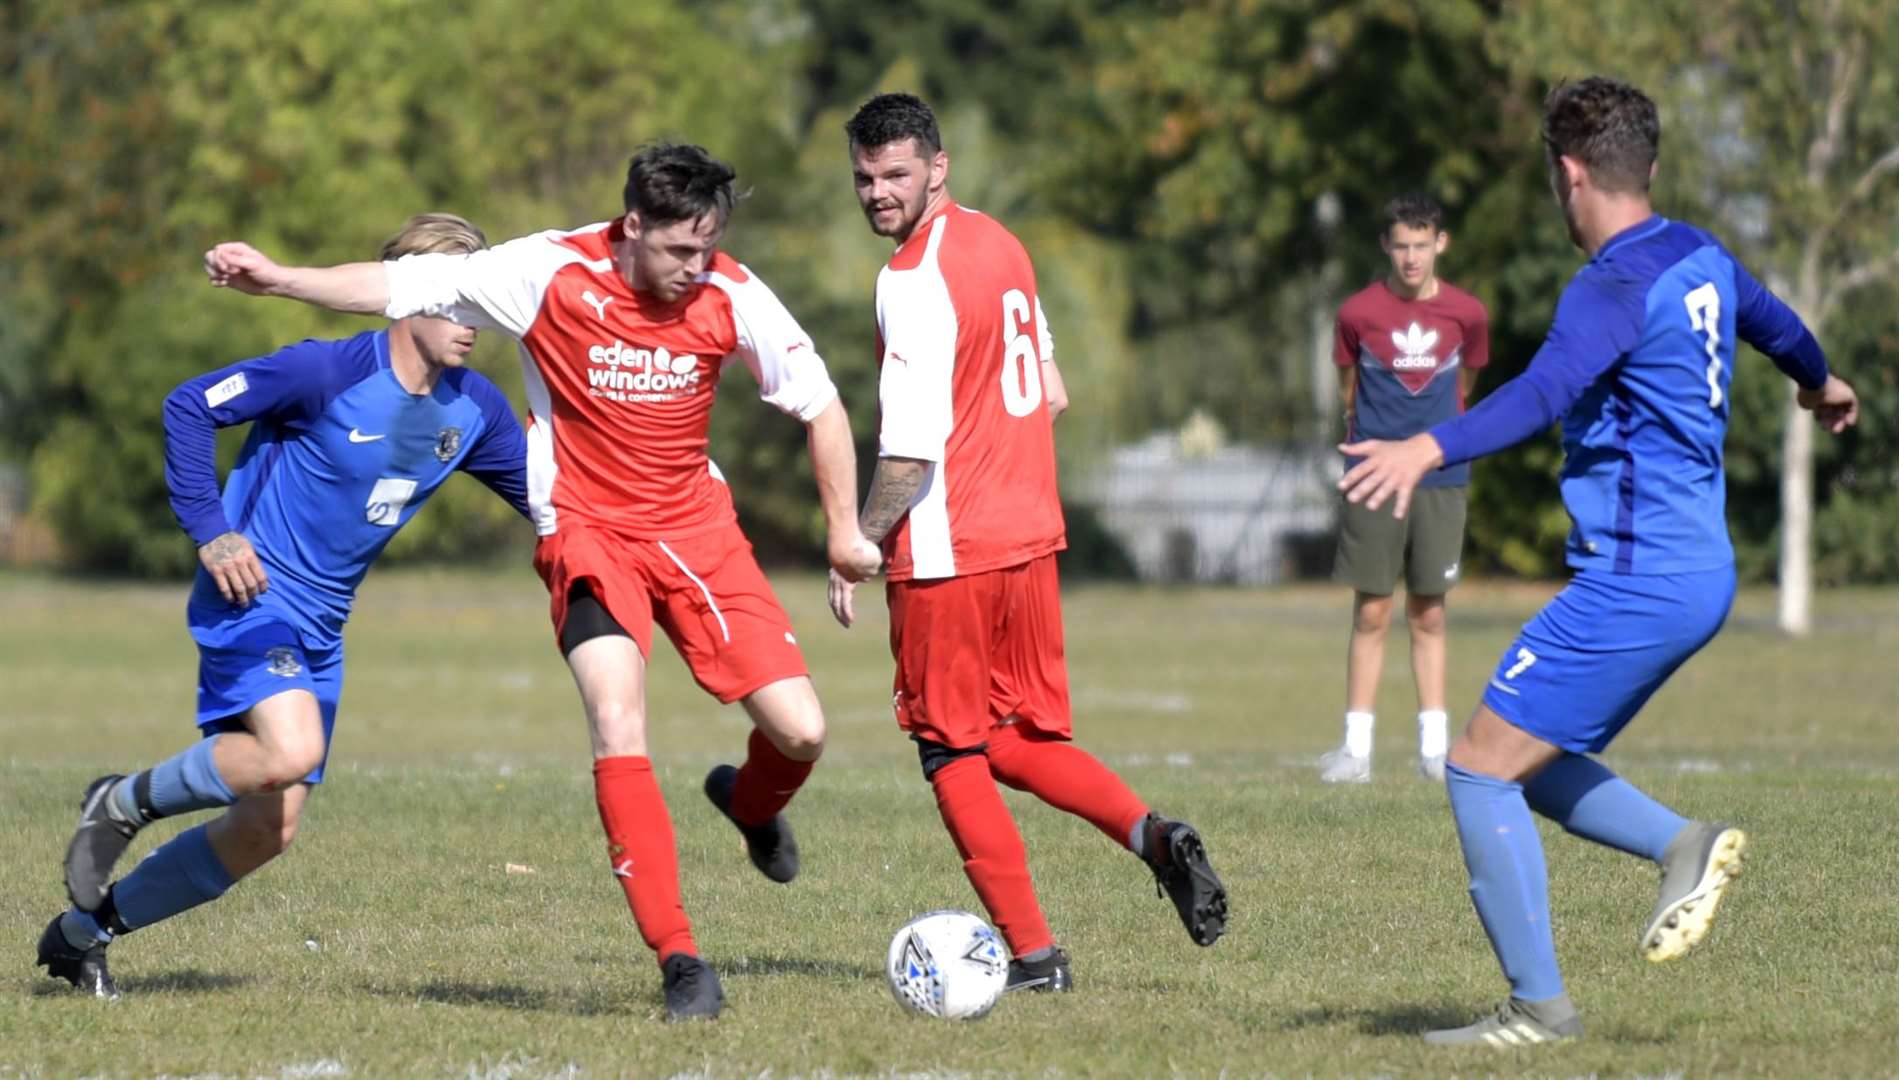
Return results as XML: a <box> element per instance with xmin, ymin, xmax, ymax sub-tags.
<box><xmin>1390</xmin><ymin>322</ymin><xmax>1440</xmax><ymax>369</ymax></box>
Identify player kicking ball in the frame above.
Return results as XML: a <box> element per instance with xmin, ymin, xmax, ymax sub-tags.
<box><xmin>203</xmin><ymin>145</ymin><xmax>879</xmax><ymax>1021</ymax></box>
<box><xmin>829</xmin><ymin>94</ymin><xmax>1229</xmax><ymax>994</ymax></box>
<box><xmin>44</xmin><ymin>215</ymin><xmax>531</xmax><ymax>1000</ymax></box>
<box><xmin>1339</xmin><ymin>77</ymin><xmax>1859</xmax><ymax>1046</ymax></box>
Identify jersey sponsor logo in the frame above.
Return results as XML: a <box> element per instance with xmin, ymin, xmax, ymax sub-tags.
<box><xmin>204</xmin><ymin>373</ymin><xmax>249</xmax><ymax>408</ymax></box>
<box><xmin>347</xmin><ymin>428</ymin><xmax>386</xmax><ymax>443</ymax></box>
<box><xmin>364</xmin><ymin>477</ymin><xmax>419</xmax><ymax>526</ymax></box>
<box><xmin>433</xmin><ymin>426</ymin><xmax>463</xmax><ymax>463</ymax></box>
<box><xmin>580</xmin><ymin>289</ymin><xmax>614</xmax><ymax>321</ymax></box>
<box><xmin>1389</xmin><ymin>322</ymin><xmax>1440</xmax><ymax>370</ymax></box>
<box><xmin>585</xmin><ymin>339</ymin><xmax>703</xmax><ymax>402</ymax></box>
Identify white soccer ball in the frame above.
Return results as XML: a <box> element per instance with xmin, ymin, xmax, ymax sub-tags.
<box><xmin>885</xmin><ymin>909</ymin><xmax>1008</xmax><ymax>1020</ymax></box>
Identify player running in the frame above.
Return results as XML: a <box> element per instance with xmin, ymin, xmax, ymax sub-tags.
<box><xmin>1339</xmin><ymin>77</ymin><xmax>1860</xmax><ymax>1046</ymax></box>
<box><xmin>203</xmin><ymin>145</ymin><xmax>880</xmax><ymax>1021</ymax></box>
<box><xmin>830</xmin><ymin>94</ymin><xmax>1229</xmax><ymax>995</ymax></box>
<box><xmin>43</xmin><ymin>214</ymin><xmax>531</xmax><ymax>1000</ymax></box>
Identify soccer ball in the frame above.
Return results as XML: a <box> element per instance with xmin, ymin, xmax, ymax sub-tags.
<box><xmin>885</xmin><ymin>909</ymin><xmax>1008</xmax><ymax>1020</ymax></box>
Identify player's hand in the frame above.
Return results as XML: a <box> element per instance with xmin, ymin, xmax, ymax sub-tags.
<box><xmin>199</xmin><ymin>531</ymin><xmax>269</xmax><ymax>606</ymax></box>
<box><xmin>204</xmin><ymin>242</ymin><xmax>291</xmax><ymax>296</ymax></box>
<box><xmin>1797</xmin><ymin>374</ymin><xmax>1859</xmax><ymax>435</ymax></box>
<box><xmin>827</xmin><ymin>568</ymin><xmax>858</xmax><ymax>628</ymax></box>
<box><xmin>1337</xmin><ymin>433</ymin><xmax>1446</xmax><ymax>519</ymax></box>
<box><xmin>828</xmin><ymin>533</ymin><xmax>882</xmax><ymax>584</ymax></box>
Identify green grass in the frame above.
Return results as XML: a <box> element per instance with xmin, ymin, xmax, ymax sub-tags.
<box><xmin>4</xmin><ymin>568</ymin><xmax>1897</xmax><ymax>1077</ymax></box>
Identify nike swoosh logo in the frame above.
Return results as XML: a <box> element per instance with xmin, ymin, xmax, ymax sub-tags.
<box><xmin>348</xmin><ymin>429</ymin><xmax>385</xmax><ymax>443</ymax></box>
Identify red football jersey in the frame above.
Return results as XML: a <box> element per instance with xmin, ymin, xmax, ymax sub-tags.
<box><xmin>876</xmin><ymin>201</ymin><xmax>1066</xmax><ymax>582</ymax></box>
<box><xmin>384</xmin><ymin>221</ymin><xmax>837</xmax><ymax>539</ymax></box>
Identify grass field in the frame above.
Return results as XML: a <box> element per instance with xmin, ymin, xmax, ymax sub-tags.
<box><xmin>4</xmin><ymin>567</ymin><xmax>1897</xmax><ymax>1078</ymax></box>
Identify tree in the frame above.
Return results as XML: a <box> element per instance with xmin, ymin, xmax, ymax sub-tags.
<box><xmin>1</xmin><ymin>0</ymin><xmax>804</xmax><ymax>572</ymax></box>
<box><xmin>1497</xmin><ymin>0</ymin><xmax>1899</xmax><ymax>630</ymax></box>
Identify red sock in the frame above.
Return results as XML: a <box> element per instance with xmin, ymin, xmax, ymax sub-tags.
<box><xmin>728</xmin><ymin>729</ymin><xmax>815</xmax><ymax>826</ymax></box>
<box><xmin>592</xmin><ymin>756</ymin><xmax>696</xmax><ymax>964</ymax></box>
<box><xmin>986</xmin><ymin>723</ymin><xmax>1150</xmax><ymax>850</ymax></box>
<box><xmin>930</xmin><ymin>754</ymin><xmax>1054</xmax><ymax>957</ymax></box>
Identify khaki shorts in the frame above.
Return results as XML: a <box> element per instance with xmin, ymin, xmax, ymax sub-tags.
<box><xmin>1333</xmin><ymin>486</ymin><xmax>1467</xmax><ymax>597</ymax></box>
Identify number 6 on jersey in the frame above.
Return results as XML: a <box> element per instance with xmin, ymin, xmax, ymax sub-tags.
<box><xmin>999</xmin><ymin>288</ymin><xmax>1043</xmax><ymax>417</ymax></box>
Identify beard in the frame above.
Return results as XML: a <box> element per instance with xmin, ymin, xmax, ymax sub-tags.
<box><xmin>866</xmin><ymin>193</ymin><xmax>924</xmax><ymax>239</ymax></box>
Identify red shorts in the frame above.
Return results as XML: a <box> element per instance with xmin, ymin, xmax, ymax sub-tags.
<box><xmin>534</xmin><ymin>521</ymin><xmax>808</xmax><ymax>704</ymax></box>
<box><xmin>885</xmin><ymin>553</ymin><xmax>1073</xmax><ymax>750</ymax></box>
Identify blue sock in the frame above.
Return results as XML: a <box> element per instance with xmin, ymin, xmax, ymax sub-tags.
<box><xmin>1444</xmin><ymin>763</ymin><xmax>1565</xmax><ymax>1002</ymax></box>
<box><xmin>116</xmin><ymin>735</ymin><xmax>237</xmax><ymax>821</ymax></box>
<box><xmin>1523</xmin><ymin>753</ymin><xmax>1686</xmax><ymax>862</ymax></box>
<box><xmin>59</xmin><ymin>908</ymin><xmax>113</xmax><ymax>950</ymax></box>
<box><xmin>109</xmin><ymin>824</ymin><xmax>236</xmax><ymax>932</ymax></box>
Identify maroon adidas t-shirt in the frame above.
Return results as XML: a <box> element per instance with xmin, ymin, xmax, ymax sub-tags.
<box><xmin>1334</xmin><ymin>279</ymin><xmax>1489</xmax><ymax>487</ymax></box>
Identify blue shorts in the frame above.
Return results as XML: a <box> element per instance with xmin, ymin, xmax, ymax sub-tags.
<box><xmin>1482</xmin><ymin>566</ymin><xmax>1735</xmax><ymax>754</ymax></box>
<box><xmin>193</xmin><ymin>616</ymin><xmax>342</xmax><ymax>784</ymax></box>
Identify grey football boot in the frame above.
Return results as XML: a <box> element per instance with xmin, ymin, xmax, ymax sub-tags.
<box><xmin>1642</xmin><ymin>821</ymin><xmax>1747</xmax><ymax>963</ymax></box>
<box><xmin>1424</xmin><ymin>995</ymin><xmax>1583</xmax><ymax>1047</ymax></box>
<box><xmin>64</xmin><ymin>775</ymin><xmax>142</xmax><ymax>911</ymax></box>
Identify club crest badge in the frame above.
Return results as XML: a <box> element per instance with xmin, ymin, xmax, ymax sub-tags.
<box><xmin>434</xmin><ymin>426</ymin><xmax>463</xmax><ymax>463</ymax></box>
<box><xmin>265</xmin><ymin>647</ymin><xmax>302</xmax><ymax>678</ymax></box>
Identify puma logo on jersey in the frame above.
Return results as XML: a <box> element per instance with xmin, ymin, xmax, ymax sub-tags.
<box><xmin>580</xmin><ymin>289</ymin><xmax>613</xmax><ymax>321</ymax></box>
<box><xmin>1390</xmin><ymin>322</ymin><xmax>1440</xmax><ymax>369</ymax></box>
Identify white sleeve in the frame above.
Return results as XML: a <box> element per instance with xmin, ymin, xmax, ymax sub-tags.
<box><xmin>1034</xmin><ymin>295</ymin><xmax>1054</xmax><ymax>363</ymax></box>
<box><xmin>717</xmin><ymin>266</ymin><xmax>838</xmax><ymax>423</ymax></box>
<box><xmin>382</xmin><ymin>231</ymin><xmax>572</xmax><ymax>338</ymax></box>
<box><xmin>875</xmin><ymin>263</ymin><xmax>957</xmax><ymax>462</ymax></box>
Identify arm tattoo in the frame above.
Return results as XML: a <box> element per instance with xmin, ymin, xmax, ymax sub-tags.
<box><xmin>860</xmin><ymin>458</ymin><xmax>928</xmax><ymax>543</ymax></box>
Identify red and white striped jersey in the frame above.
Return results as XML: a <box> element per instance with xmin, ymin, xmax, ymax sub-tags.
<box><xmin>383</xmin><ymin>221</ymin><xmax>837</xmax><ymax>539</ymax></box>
<box><xmin>876</xmin><ymin>201</ymin><xmax>1066</xmax><ymax>582</ymax></box>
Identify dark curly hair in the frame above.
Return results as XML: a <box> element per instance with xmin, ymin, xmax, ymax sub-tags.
<box><xmin>1541</xmin><ymin>77</ymin><xmax>1660</xmax><ymax>194</ymax></box>
<box><xmin>844</xmin><ymin>92</ymin><xmax>942</xmax><ymax>155</ymax></box>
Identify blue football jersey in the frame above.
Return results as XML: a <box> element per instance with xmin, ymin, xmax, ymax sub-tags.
<box><xmin>1432</xmin><ymin>217</ymin><xmax>1827</xmax><ymax>575</ymax></box>
<box><xmin>164</xmin><ymin>329</ymin><xmax>530</xmax><ymax>649</ymax></box>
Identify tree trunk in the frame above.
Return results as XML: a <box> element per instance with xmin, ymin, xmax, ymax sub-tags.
<box><xmin>1777</xmin><ymin>383</ymin><xmax>1813</xmax><ymax>635</ymax></box>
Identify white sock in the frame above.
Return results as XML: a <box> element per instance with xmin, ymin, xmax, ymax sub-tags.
<box><xmin>1418</xmin><ymin>709</ymin><xmax>1449</xmax><ymax>759</ymax></box>
<box><xmin>1344</xmin><ymin>712</ymin><xmax>1374</xmax><ymax>758</ymax></box>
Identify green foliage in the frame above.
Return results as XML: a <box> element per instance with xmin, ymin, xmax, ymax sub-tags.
<box><xmin>4</xmin><ymin>0</ymin><xmax>1894</xmax><ymax>581</ymax></box>
<box><xmin>3</xmin><ymin>0</ymin><xmax>797</xmax><ymax>571</ymax></box>
<box><xmin>1494</xmin><ymin>0</ymin><xmax>1899</xmax><ymax>580</ymax></box>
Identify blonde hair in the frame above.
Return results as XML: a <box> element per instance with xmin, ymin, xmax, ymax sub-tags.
<box><xmin>377</xmin><ymin>212</ymin><xmax>488</xmax><ymax>260</ymax></box>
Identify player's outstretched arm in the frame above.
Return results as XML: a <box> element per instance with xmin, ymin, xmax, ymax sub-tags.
<box><xmin>1337</xmin><ymin>433</ymin><xmax>1446</xmax><ymax>520</ymax></box>
<box><xmin>1797</xmin><ymin>374</ymin><xmax>1859</xmax><ymax>434</ymax></box>
<box><xmin>204</xmin><ymin>242</ymin><xmax>391</xmax><ymax>315</ymax></box>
